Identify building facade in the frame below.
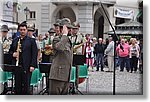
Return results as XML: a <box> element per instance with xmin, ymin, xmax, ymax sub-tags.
<box><xmin>0</xmin><ymin>0</ymin><xmax>14</xmax><ymax>23</ymax></box>
<box><xmin>0</xmin><ymin>0</ymin><xmax>17</xmax><ymax>37</ymax></box>
<box><xmin>16</xmin><ymin>0</ymin><xmax>141</xmax><ymax>39</ymax></box>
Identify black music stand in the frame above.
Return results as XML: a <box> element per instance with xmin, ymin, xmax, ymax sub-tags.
<box><xmin>2</xmin><ymin>64</ymin><xmax>20</xmax><ymax>72</ymax></box>
<box><xmin>4</xmin><ymin>54</ymin><xmax>12</xmax><ymax>65</ymax></box>
<box><xmin>38</xmin><ymin>63</ymin><xmax>51</xmax><ymax>95</ymax></box>
<box><xmin>71</xmin><ymin>54</ymin><xmax>85</xmax><ymax>95</ymax></box>
<box><xmin>73</xmin><ymin>55</ymin><xmax>86</xmax><ymax>66</ymax></box>
<box><xmin>42</xmin><ymin>52</ymin><xmax>54</xmax><ymax>63</ymax></box>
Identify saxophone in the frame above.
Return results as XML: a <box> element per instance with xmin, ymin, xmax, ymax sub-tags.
<box><xmin>73</xmin><ymin>38</ymin><xmax>87</xmax><ymax>54</ymax></box>
<box><xmin>16</xmin><ymin>39</ymin><xmax>21</xmax><ymax>66</ymax></box>
<box><xmin>73</xmin><ymin>43</ymin><xmax>85</xmax><ymax>54</ymax></box>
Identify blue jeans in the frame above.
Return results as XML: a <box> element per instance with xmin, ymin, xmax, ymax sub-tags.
<box><xmin>96</xmin><ymin>53</ymin><xmax>104</xmax><ymax>71</ymax></box>
<box><xmin>119</xmin><ymin>56</ymin><xmax>130</xmax><ymax>71</ymax></box>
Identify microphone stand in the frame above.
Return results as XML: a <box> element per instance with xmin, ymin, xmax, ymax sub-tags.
<box><xmin>99</xmin><ymin>2</ymin><xmax>119</xmax><ymax>95</ymax></box>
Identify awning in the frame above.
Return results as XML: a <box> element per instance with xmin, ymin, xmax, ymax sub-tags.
<box><xmin>115</xmin><ymin>21</ymin><xmax>142</xmax><ymax>27</ymax></box>
<box><xmin>106</xmin><ymin>29</ymin><xmax>143</xmax><ymax>35</ymax></box>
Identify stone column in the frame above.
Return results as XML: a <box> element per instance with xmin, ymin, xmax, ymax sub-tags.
<box><xmin>78</xmin><ymin>4</ymin><xmax>94</xmax><ymax>35</ymax></box>
<box><xmin>41</xmin><ymin>2</ymin><xmax>50</xmax><ymax>34</ymax></box>
<box><xmin>106</xmin><ymin>6</ymin><xmax>116</xmax><ymax>31</ymax></box>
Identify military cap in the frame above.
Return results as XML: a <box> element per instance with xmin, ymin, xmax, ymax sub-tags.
<box><xmin>48</xmin><ymin>28</ymin><xmax>55</xmax><ymax>33</ymax></box>
<box><xmin>72</xmin><ymin>21</ymin><xmax>80</xmax><ymax>29</ymax></box>
<box><xmin>1</xmin><ymin>25</ymin><xmax>9</xmax><ymax>32</ymax></box>
<box><xmin>53</xmin><ymin>19</ymin><xmax>61</xmax><ymax>26</ymax></box>
<box><xmin>27</xmin><ymin>23</ymin><xmax>35</xmax><ymax>31</ymax></box>
<box><xmin>60</xmin><ymin>18</ymin><xmax>73</xmax><ymax>28</ymax></box>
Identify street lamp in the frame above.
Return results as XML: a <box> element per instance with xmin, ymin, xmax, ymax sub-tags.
<box><xmin>24</xmin><ymin>7</ymin><xmax>30</xmax><ymax>21</ymax></box>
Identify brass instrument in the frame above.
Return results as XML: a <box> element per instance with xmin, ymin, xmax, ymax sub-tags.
<box><xmin>44</xmin><ymin>48</ymin><xmax>53</xmax><ymax>55</ymax></box>
<box><xmin>3</xmin><ymin>43</ymin><xmax>9</xmax><ymax>54</ymax></box>
<box><xmin>2</xmin><ymin>38</ymin><xmax>11</xmax><ymax>54</ymax></box>
<box><xmin>73</xmin><ymin>43</ymin><xmax>85</xmax><ymax>54</ymax></box>
<box><xmin>16</xmin><ymin>39</ymin><xmax>21</xmax><ymax>66</ymax></box>
<box><xmin>42</xmin><ymin>37</ymin><xmax>54</xmax><ymax>55</ymax></box>
<box><xmin>3</xmin><ymin>43</ymin><xmax>9</xmax><ymax>49</ymax></box>
<box><xmin>43</xmin><ymin>44</ymin><xmax>53</xmax><ymax>55</ymax></box>
<box><xmin>73</xmin><ymin>38</ymin><xmax>87</xmax><ymax>54</ymax></box>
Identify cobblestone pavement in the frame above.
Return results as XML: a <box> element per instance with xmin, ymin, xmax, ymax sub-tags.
<box><xmin>31</xmin><ymin>67</ymin><xmax>142</xmax><ymax>95</ymax></box>
<box><xmin>78</xmin><ymin>67</ymin><xmax>143</xmax><ymax>95</ymax></box>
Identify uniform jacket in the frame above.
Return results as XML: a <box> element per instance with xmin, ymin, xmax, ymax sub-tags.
<box><xmin>49</xmin><ymin>35</ymin><xmax>73</xmax><ymax>82</ymax></box>
<box><xmin>0</xmin><ymin>37</ymin><xmax>12</xmax><ymax>54</ymax></box>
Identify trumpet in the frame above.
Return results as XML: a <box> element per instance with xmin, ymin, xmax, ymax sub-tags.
<box><xmin>16</xmin><ymin>39</ymin><xmax>21</xmax><ymax>66</ymax></box>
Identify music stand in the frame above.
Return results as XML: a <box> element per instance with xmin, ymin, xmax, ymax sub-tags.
<box><xmin>2</xmin><ymin>64</ymin><xmax>20</xmax><ymax>72</ymax></box>
<box><xmin>4</xmin><ymin>54</ymin><xmax>12</xmax><ymax>65</ymax></box>
<box><xmin>71</xmin><ymin>54</ymin><xmax>85</xmax><ymax>95</ymax></box>
<box><xmin>41</xmin><ymin>52</ymin><xmax>54</xmax><ymax>63</ymax></box>
<box><xmin>38</xmin><ymin>63</ymin><xmax>51</xmax><ymax>95</ymax></box>
<box><xmin>73</xmin><ymin>55</ymin><xmax>86</xmax><ymax>66</ymax></box>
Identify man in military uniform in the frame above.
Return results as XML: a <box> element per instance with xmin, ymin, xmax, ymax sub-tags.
<box><xmin>49</xmin><ymin>18</ymin><xmax>73</xmax><ymax>95</ymax></box>
<box><xmin>0</xmin><ymin>25</ymin><xmax>12</xmax><ymax>54</ymax></box>
<box><xmin>41</xmin><ymin>29</ymin><xmax>55</xmax><ymax>64</ymax></box>
<box><xmin>0</xmin><ymin>25</ymin><xmax>12</xmax><ymax>94</ymax></box>
<box><xmin>71</xmin><ymin>22</ymin><xmax>85</xmax><ymax>55</ymax></box>
<box><xmin>70</xmin><ymin>22</ymin><xmax>87</xmax><ymax>92</ymax></box>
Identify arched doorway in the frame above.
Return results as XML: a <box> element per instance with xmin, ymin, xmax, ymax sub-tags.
<box><xmin>98</xmin><ymin>16</ymin><xmax>104</xmax><ymax>38</ymax></box>
<box><xmin>94</xmin><ymin>9</ymin><xmax>104</xmax><ymax>39</ymax></box>
<box><xmin>53</xmin><ymin>6</ymin><xmax>76</xmax><ymax>23</ymax></box>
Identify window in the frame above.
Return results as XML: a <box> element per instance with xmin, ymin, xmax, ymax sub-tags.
<box><xmin>29</xmin><ymin>11</ymin><xmax>36</xmax><ymax>19</ymax></box>
<box><xmin>115</xmin><ymin>17</ymin><xmax>125</xmax><ymax>25</ymax></box>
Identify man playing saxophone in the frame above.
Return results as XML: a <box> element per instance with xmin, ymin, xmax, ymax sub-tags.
<box><xmin>71</xmin><ymin>22</ymin><xmax>85</xmax><ymax>55</ymax></box>
<box><xmin>9</xmin><ymin>22</ymin><xmax>38</xmax><ymax>95</ymax></box>
<box><xmin>70</xmin><ymin>22</ymin><xmax>86</xmax><ymax>90</ymax></box>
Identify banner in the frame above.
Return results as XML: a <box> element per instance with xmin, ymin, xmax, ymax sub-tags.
<box><xmin>114</xmin><ymin>7</ymin><xmax>134</xmax><ymax>19</ymax></box>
